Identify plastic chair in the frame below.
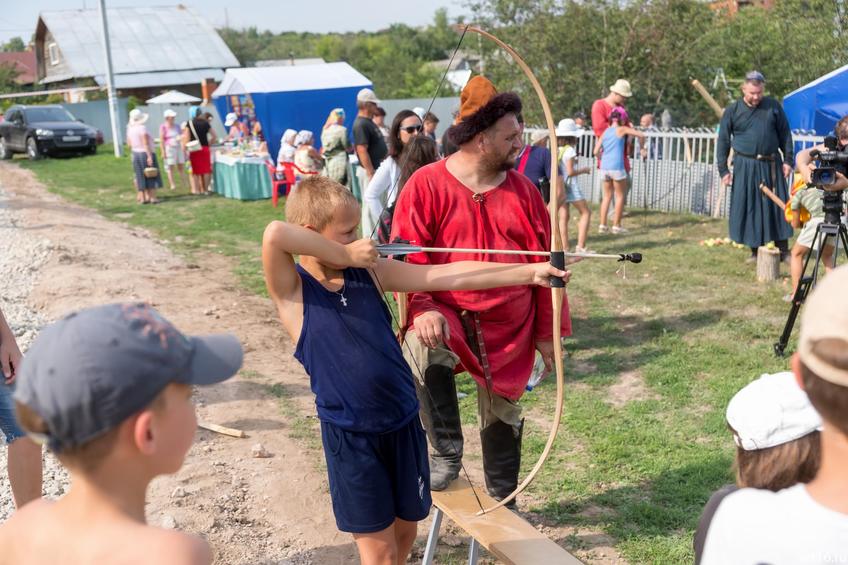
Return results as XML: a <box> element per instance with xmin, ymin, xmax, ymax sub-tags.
<box><xmin>271</xmin><ymin>161</ymin><xmax>318</xmax><ymax>208</ymax></box>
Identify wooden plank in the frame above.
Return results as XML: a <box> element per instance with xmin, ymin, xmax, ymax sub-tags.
<box><xmin>198</xmin><ymin>422</ymin><xmax>246</xmax><ymax>438</ymax></box>
<box><xmin>432</xmin><ymin>478</ymin><xmax>583</xmax><ymax>564</ymax></box>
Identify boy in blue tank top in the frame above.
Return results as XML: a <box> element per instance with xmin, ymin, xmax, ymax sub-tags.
<box><xmin>262</xmin><ymin>176</ymin><xmax>568</xmax><ymax>564</ymax></box>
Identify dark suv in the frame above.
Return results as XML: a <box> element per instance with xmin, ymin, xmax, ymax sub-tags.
<box><xmin>0</xmin><ymin>104</ymin><xmax>103</xmax><ymax>160</ymax></box>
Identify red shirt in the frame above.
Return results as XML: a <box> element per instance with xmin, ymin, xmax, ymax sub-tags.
<box><xmin>591</xmin><ymin>98</ymin><xmax>630</xmax><ymax>172</ymax></box>
<box><xmin>390</xmin><ymin>159</ymin><xmax>572</xmax><ymax>400</ymax></box>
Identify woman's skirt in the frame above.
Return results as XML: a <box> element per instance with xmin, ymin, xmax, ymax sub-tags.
<box><xmin>132</xmin><ymin>151</ymin><xmax>163</xmax><ymax>190</ymax></box>
<box><xmin>189</xmin><ymin>146</ymin><xmax>212</xmax><ymax>175</ymax></box>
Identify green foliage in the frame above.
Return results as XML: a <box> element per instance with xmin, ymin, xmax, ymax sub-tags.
<box><xmin>217</xmin><ymin>9</ymin><xmax>459</xmax><ymax>99</ymax></box>
<box><xmin>1</xmin><ymin>37</ymin><xmax>25</xmax><ymax>52</ymax></box>
<box><xmin>470</xmin><ymin>0</ymin><xmax>848</xmax><ymax>126</ymax></box>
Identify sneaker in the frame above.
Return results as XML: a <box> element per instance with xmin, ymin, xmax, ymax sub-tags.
<box><xmin>598</xmin><ymin>224</ymin><xmax>609</xmax><ymax>233</ymax></box>
<box><xmin>745</xmin><ymin>254</ymin><xmax>757</xmax><ymax>264</ymax></box>
<box><xmin>611</xmin><ymin>226</ymin><xmax>629</xmax><ymax>234</ymax></box>
<box><xmin>782</xmin><ymin>293</ymin><xmax>794</xmax><ymax>303</ymax></box>
<box><xmin>575</xmin><ymin>246</ymin><xmax>595</xmax><ymax>254</ymax></box>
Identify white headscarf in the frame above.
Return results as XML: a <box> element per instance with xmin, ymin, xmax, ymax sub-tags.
<box><xmin>294</xmin><ymin>130</ymin><xmax>313</xmax><ymax>146</ymax></box>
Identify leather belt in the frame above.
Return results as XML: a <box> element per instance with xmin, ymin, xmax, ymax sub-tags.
<box><xmin>735</xmin><ymin>150</ymin><xmax>778</xmax><ymax>161</ymax></box>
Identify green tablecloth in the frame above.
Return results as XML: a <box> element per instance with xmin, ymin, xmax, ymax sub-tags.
<box><xmin>213</xmin><ymin>154</ymin><xmax>272</xmax><ymax>200</ymax></box>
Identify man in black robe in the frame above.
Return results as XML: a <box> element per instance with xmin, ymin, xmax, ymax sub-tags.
<box><xmin>717</xmin><ymin>71</ymin><xmax>794</xmax><ymax>262</ymax></box>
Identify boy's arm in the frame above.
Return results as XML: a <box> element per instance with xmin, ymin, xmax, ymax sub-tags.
<box><xmin>0</xmin><ymin>306</ymin><xmax>21</xmax><ymax>383</ymax></box>
<box><xmin>262</xmin><ymin>222</ymin><xmax>377</xmax><ymax>304</ymax></box>
<box><xmin>373</xmin><ymin>258</ymin><xmax>568</xmax><ymax>293</ymax></box>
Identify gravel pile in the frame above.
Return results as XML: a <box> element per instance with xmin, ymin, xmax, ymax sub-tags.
<box><xmin>0</xmin><ymin>186</ymin><xmax>69</xmax><ymax>519</ymax></box>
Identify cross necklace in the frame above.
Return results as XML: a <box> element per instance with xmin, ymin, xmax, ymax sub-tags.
<box><xmin>334</xmin><ymin>282</ymin><xmax>347</xmax><ymax>307</ymax></box>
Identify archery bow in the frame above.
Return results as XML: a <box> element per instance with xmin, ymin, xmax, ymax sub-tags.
<box><xmin>454</xmin><ymin>24</ymin><xmax>567</xmax><ymax>515</ymax></box>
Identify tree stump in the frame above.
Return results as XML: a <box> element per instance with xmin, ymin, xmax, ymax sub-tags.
<box><xmin>757</xmin><ymin>246</ymin><xmax>780</xmax><ymax>282</ymax></box>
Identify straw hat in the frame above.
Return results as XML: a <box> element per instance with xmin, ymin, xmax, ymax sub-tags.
<box><xmin>609</xmin><ymin>79</ymin><xmax>633</xmax><ymax>98</ymax></box>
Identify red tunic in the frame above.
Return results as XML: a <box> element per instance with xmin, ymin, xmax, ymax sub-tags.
<box><xmin>390</xmin><ymin>159</ymin><xmax>572</xmax><ymax>400</ymax></box>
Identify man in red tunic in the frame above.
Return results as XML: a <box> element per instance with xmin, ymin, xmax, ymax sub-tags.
<box><xmin>390</xmin><ymin>76</ymin><xmax>572</xmax><ymax>505</ymax></box>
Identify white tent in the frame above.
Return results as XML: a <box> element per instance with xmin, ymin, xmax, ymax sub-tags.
<box><xmin>146</xmin><ymin>90</ymin><xmax>202</xmax><ymax>104</ymax></box>
<box><xmin>211</xmin><ymin>62</ymin><xmax>370</xmax><ymax>96</ymax></box>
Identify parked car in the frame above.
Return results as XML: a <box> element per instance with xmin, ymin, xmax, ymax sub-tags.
<box><xmin>0</xmin><ymin>104</ymin><xmax>103</xmax><ymax>160</ymax></box>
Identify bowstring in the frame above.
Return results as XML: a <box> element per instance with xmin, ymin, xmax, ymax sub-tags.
<box><xmin>365</xmin><ymin>24</ymin><xmax>487</xmax><ymax>513</ymax></box>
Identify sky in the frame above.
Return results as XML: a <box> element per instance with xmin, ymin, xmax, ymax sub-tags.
<box><xmin>0</xmin><ymin>0</ymin><xmax>471</xmax><ymax>45</ymax></box>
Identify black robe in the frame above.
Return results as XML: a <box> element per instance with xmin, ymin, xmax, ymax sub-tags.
<box><xmin>716</xmin><ymin>97</ymin><xmax>794</xmax><ymax>247</ymax></box>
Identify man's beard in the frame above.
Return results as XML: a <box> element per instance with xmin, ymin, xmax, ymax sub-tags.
<box><xmin>481</xmin><ymin>147</ymin><xmax>519</xmax><ymax>173</ymax></box>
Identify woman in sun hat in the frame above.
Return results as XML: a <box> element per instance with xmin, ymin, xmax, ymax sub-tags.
<box><xmin>159</xmin><ymin>109</ymin><xmax>187</xmax><ymax>191</ymax></box>
<box><xmin>692</xmin><ymin>371</ymin><xmax>822</xmax><ymax>563</ymax></box>
<box><xmin>126</xmin><ymin>108</ymin><xmax>161</xmax><ymax>204</ymax></box>
<box><xmin>556</xmin><ymin>117</ymin><xmax>593</xmax><ymax>253</ymax></box>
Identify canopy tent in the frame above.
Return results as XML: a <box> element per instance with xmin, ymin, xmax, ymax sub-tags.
<box><xmin>146</xmin><ymin>90</ymin><xmax>202</xmax><ymax>104</ymax></box>
<box><xmin>783</xmin><ymin>64</ymin><xmax>848</xmax><ymax>135</ymax></box>
<box><xmin>212</xmin><ymin>62</ymin><xmax>372</xmax><ymax>161</ymax></box>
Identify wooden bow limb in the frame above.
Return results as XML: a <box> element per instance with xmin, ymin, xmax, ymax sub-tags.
<box><xmin>453</xmin><ymin>24</ymin><xmax>566</xmax><ymax>517</ymax></box>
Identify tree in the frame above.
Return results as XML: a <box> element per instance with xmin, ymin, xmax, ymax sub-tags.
<box><xmin>1</xmin><ymin>37</ymin><xmax>25</xmax><ymax>52</ymax></box>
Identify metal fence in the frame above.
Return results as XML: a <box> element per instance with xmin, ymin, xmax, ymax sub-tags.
<box><xmin>525</xmin><ymin>128</ymin><xmax>824</xmax><ymax>218</ymax></box>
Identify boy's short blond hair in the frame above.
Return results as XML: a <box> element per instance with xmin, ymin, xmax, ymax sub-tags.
<box><xmin>285</xmin><ymin>176</ymin><xmax>359</xmax><ymax>231</ymax></box>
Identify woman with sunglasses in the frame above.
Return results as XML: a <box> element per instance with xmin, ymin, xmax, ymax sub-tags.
<box><xmin>363</xmin><ymin>109</ymin><xmax>423</xmax><ymax>238</ymax></box>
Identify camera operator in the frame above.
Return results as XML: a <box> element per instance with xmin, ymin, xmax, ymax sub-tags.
<box><xmin>796</xmin><ymin>117</ymin><xmax>848</xmax><ymax>192</ymax></box>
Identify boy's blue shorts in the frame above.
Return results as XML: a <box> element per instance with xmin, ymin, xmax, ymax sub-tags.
<box><xmin>0</xmin><ymin>381</ymin><xmax>25</xmax><ymax>444</ymax></box>
<box><xmin>321</xmin><ymin>416</ymin><xmax>432</xmax><ymax>533</ymax></box>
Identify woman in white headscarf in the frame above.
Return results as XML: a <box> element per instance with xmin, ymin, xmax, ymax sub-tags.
<box><xmin>294</xmin><ymin>130</ymin><xmax>323</xmax><ymax>173</ymax></box>
<box><xmin>276</xmin><ymin>129</ymin><xmax>297</xmax><ymax>168</ymax></box>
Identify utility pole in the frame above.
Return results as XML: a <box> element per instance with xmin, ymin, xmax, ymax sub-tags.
<box><xmin>98</xmin><ymin>0</ymin><xmax>122</xmax><ymax>157</ymax></box>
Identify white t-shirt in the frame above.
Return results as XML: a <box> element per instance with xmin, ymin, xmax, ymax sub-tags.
<box><xmin>701</xmin><ymin>484</ymin><xmax>848</xmax><ymax>565</ymax></box>
<box><xmin>363</xmin><ymin>156</ymin><xmax>400</xmax><ymax>224</ymax></box>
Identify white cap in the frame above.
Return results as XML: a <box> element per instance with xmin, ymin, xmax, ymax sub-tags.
<box><xmin>530</xmin><ymin>130</ymin><xmax>548</xmax><ymax>144</ymax></box>
<box><xmin>224</xmin><ymin>112</ymin><xmax>238</xmax><ymax>127</ymax></box>
<box><xmin>163</xmin><ymin>109</ymin><xmax>177</xmax><ymax>118</ymax></box>
<box><xmin>412</xmin><ymin>106</ymin><xmax>426</xmax><ymax>120</ymax></box>
<box><xmin>726</xmin><ymin>371</ymin><xmax>822</xmax><ymax>451</ymax></box>
<box><xmin>357</xmin><ymin>88</ymin><xmax>380</xmax><ymax>105</ymax></box>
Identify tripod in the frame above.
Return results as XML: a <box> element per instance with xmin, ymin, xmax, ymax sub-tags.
<box><xmin>774</xmin><ymin>192</ymin><xmax>848</xmax><ymax>356</ymax></box>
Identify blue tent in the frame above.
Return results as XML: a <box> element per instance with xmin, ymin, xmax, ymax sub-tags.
<box><xmin>783</xmin><ymin>64</ymin><xmax>848</xmax><ymax>135</ymax></box>
<box><xmin>211</xmin><ymin>62</ymin><xmax>372</xmax><ymax>162</ymax></box>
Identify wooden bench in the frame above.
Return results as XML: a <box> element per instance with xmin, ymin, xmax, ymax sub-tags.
<box><xmin>423</xmin><ymin>477</ymin><xmax>583</xmax><ymax>564</ymax></box>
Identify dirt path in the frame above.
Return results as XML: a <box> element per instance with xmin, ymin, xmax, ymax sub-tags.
<box><xmin>0</xmin><ymin>162</ymin><xmax>356</xmax><ymax>564</ymax></box>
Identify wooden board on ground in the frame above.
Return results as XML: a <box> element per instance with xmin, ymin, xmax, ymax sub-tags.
<box><xmin>432</xmin><ymin>477</ymin><xmax>583</xmax><ymax>564</ymax></box>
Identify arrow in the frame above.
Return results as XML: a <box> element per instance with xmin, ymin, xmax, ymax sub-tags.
<box><xmin>376</xmin><ymin>243</ymin><xmax>643</xmax><ymax>263</ymax></box>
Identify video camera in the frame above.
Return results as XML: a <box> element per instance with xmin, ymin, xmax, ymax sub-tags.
<box><xmin>808</xmin><ymin>135</ymin><xmax>847</xmax><ymax>224</ymax></box>
<box><xmin>809</xmin><ymin>135</ymin><xmax>848</xmax><ymax>187</ymax></box>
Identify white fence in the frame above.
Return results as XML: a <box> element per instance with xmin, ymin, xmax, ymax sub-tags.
<box><xmin>525</xmin><ymin>128</ymin><xmax>824</xmax><ymax>218</ymax></box>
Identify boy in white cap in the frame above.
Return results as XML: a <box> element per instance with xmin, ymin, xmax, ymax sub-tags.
<box><xmin>693</xmin><ymin>371</ymin><xmax>822</xmax><ymax>563</ymax></box>
<box><xmin>701</xmin><ymin>265</ymin><xmax>848</xmax><ymax>564</ymax></box>
<box><xmin>0</xmin><ymin>303</ymin><xmax>243</xmax><ymax>565</ymax></box>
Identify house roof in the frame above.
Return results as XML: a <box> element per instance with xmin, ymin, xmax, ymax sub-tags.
<box><xmin>212</xmin><ymin>63</ymin><xmax>371</xmax><ymax>96</ymax></box>
<box><xmin>37</xmin><ymin>5</ymin><xmax>239</xmax><ymax>82</ymax></box>
<box><xmin>0</xmin><ymin>51</ymin><xmax>37</xmax><ymax>84</ymax></box>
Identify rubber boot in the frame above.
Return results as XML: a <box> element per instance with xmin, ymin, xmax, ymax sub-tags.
<box><xmin>415</xmin><ymin>364</ymin><xmax>464</xmax><ymax>491</ymax></box>
<box><xmin>481</xmin><ymin>418</ymin><xmax>524</xmax><ymax>508</ymax></box>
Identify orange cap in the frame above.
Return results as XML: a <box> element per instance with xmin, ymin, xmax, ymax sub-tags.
<box><xmin>456</xmin><ymin>76</ymin><xmax>498</xmax><ymax>124</ymax></box>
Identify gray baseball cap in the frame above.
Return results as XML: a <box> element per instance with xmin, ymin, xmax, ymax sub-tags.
<box><xmin>15</xmin><ymin>303</ymin><xmax>243</xmax><ymax>452</ymax></box>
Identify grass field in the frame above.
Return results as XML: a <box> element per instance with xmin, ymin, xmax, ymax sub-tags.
<box><xmin>19</xmin><ymin>150</ymin><xmax>801</xmax><ymax>563</ymax></box>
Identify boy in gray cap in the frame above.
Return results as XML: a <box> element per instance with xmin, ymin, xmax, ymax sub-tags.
<box><xmin>0</xmin><ymin>302</ymin><xmax>243</xmax><ymax>565</ymax></box>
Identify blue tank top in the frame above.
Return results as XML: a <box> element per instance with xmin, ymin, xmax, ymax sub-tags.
<box><xmin>600</xmin><ymin>127</ymin><xmax>626</xmax><ymax>171</ymax></box>
<box><xmin>294</xmin><ymin>265</ymin><xmax>419</xmax><ymax>433</ymax></box>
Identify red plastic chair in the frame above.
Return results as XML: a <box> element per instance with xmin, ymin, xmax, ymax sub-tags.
<box><xmin>270</xmin><ymin>161</ymin><xmax>318</xmax><ymax>208</ymax></box>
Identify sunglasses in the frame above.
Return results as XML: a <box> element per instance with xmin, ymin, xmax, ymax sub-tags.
<box><xmin>401</xmin><ymin>125</ymin><xmax>423</xmax><ymax>134</ymax></box>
